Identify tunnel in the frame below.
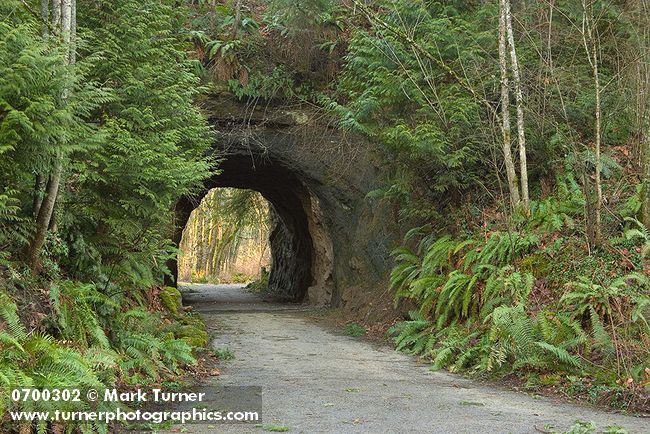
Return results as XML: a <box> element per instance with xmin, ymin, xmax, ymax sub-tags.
<box><xmin>169</xmin><ymin>151</ymin><xmax>334</xmax><ymax>303</ymax></box>
<box><xmin>165</xmin><ymin>96</ymin><xmax>396</xmax><ymax>309</ymax></box>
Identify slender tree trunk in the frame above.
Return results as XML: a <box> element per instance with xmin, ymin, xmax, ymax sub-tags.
<box><xmin>582</xmin><ymin>0</ymin><xmax>603</xmax><ymax>244</ymax></box>
<box><xmin>70</xmin><ymin>0</ymin><xmax>76</xmax><ymax>64</ymax></box>
<box><xmin>582</xmin><ymin>166</ymin><xmax>597</xmax><ymax>249</ymax></box>
<box><xmin>504</xmin><ymin>0</ymin><xmax>529</xmax><ymax>213</ymax></box>
<box><xmin>639</xmin><ymin>91</ymin><xmax>650</xmax><ymax>225</ymax></box>
<box><xmin>499</xmin><ymin>0</ymin><xmax>520</xmax><ymax>209</ymax></box>
<box><xmin>33</xmin><ymin>0</ymin><xmax>50</xmax><ymax>218</ymax></box>
<box><xmin>48</xmin><ymin>192</ymin><xmax>60</xmax><ymax>232</ymax></box>
<box><xmin>198</xmin><ymin>207</ymin><xmax>206</xmax><ymax>277</ymax></box>
<box><xmin>210</xmin><ymin>0</ymin><xmax>216</xmax><ymax>32</ymax></box>
<box><xmin>639</xmin><ymin>2</ymin><xmax>650</xmax><ymax>230</ymax></box>
<box><xmin>33</xmin><ymin>175</ymin><xmax>46</xmax><ymax>220</ymax></box>
<box><xmin>40</xmin><ymin>0</ymin><xmax>49</xmax><ymax>36</ymax></box>
<box><xmin>27</xmin><ymin>0</ymin><xmax>74</xmax><ymax>271</ymax></box>
<box><xmin>51</xmin><ymin>0</ymin><xmax>61</xmax><ymax>27</ymax></box>
<box><xmin>642</xmin><ymin>133</ymin><xmax>650</xmax><ymax>229</ymax></box>
<box><xmin>28</xmin><ymin>164</ymin><xmax>62</xmax><ymax>269</ymax></box>
<box><xmin>194</xmin><ymin>210</ymin><xmax>201</xmax><ymax>278</ymax></box>
<box><xmin>232</xmin><ymin>0</ymin><xmax>242</xmax><ymax>39</ymax></box>
<box><xmin>592</xmin><ymin>56</ymin><xmax>603</xmax><ymax>243</ymax></box>
<box><xmin>208</xmin><ymin>222</ymin><xmax>219</xmax><ymax>280</ymax></box>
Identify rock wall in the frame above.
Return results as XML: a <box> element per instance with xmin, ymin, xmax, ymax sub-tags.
<box><xmin>266</xmin><ymin>207</ymin><xmax>312</xmax><ymax>301</ymax></box>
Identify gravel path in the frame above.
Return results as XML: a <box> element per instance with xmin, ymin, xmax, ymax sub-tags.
<box><xmin>165</xmin><ymin>284</ymin><xmax>649</xmax><ymax>434</ymax></box>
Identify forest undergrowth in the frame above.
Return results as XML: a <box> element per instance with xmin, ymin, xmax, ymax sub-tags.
<box><xmin>389</xmin><ymin>169</ymin><xmax>650</xmax><ymax>412</ymax></box>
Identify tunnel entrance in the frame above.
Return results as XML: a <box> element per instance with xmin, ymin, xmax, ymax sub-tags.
<box><xmin>171</xmin><ymin>152</ymin><xmax>334</xmax><ymax>304</ymax></box>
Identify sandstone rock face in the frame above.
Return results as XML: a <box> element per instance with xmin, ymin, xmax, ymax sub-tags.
<box><xmin>170</xmin><ymin>94</ymin><xmax>398</xmax><ymax>306</ymax></box>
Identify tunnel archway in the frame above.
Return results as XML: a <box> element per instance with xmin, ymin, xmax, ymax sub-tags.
<box><xmin>167</xmin><ymin>96</ymin><xmax>397</xmax><ymax>310</ymax></box>
<box><xmin>171</xmin><ymin>151</ymin><xmax>333</xmax><ymax>303</ymax></box>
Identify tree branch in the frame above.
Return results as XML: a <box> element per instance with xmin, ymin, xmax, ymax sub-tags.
<box><xmin>20</xmin><ymin>0</ymin><xmax>60</xmax><ymax>37</ymax></box>
<box><xmin>346</xmin><ymin>0</ymin><xmax>500</xmax><ymax>122</ymax></box>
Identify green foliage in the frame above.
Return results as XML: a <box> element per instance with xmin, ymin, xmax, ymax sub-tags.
<box><xmin>185</xmin><ymin>0</ymin><xmax>343</xmax><ymax>99</ymax></box>
<box><xmin>180</xmin><ymin>188</ymin><xmax>270</xmax><ymax>284</ymax></box>
<box><xmin>487</xmin><ymin>305</ymin><xmax>583</xmax><ymax>372</ymax></box>
<box><xmin>212</xmin><ymin>346</ymin><xmax>235</xmax><ymax>361</ymax></box>
<box><xmin>343</xmin><ymin>322</ymin><xmax>366</xmax><ymax>337</ymax></box>
<box><xmin>59</xmin><ymin>0</ymin><xmax>212</xmax><ymax>288</ymax></box>
<box><xmin>0</xmin><ymin>9</ymin><xmax>101</xmax><ymax>259</ymax></box>
<box><xmin>111</xmin><ymin>308</ymin><xmax>196</xmax><ymax>385</ymax></box>
<box><xmin>524</xmin><ymin>175</ymin><xmax>585</xmax><ymax>233</ymax></box>
<box><xmin>623</xmin><ymin>217</ymin><xmax>650</xmax><ymax>258</ymax></box>
<box><xmin>0</xmin><ymin>1</ymin><xmax>212</xmax><ymax>430</ymax></box>
<box><xmin>561</xmin><ymin>273</ymin><xmax>649</xmax><ymax>325</ymax></box>
<box><xmin>246</xmin><ymin>266</ymin><xmax>271</xmax><ymax>294</ymax></box>
<box><xmin>1</xmin><ymin>0</ymin><xmax>212</xmax><ymax>284</ymax></box>
<box><xmin>49</xmin><ymin>282</ymin><xmax>115</xmax><ymax>348</ymax></box>
<box><xmin>0</xmin><ymin>282</ymin><xmax>203</xmax><ymax>432</ymax></box>
<box><xmin>0</xmin><ymin>291</ymin><xmax>116</xmax><ymax>433</ymax></box>
<box><xmin>160</xmin><ymin>286</ymin><xmax>183</xmax><ymax>315</ymax></box>
<box><xmin>555</xmin><ymin>420</ymin><xmax>628</xmax><ymax>434</ymax></box>
<box><xmin>391</xmin><ymin>230</ymin><xmax>538</xmax><ymax>326</ymax></box>
<box><xmin>480</xmin><ymin>266</ymin><xmax>533</xmax><ymax>320</ymax></box>
<box><xmin>174</xmin><ymin>313</ymin><xmax>210</xmax><ymax>348</ymax></box>
<box><xmin>328</xmin><ymin>2</ymin><xmax>489</xmax><ymax>200</ymax></box>
<box><xmin>388</xmin><ymin>311</ymin><xmax>435</xmax><ymax>354</ymax></box>
<box><xmin>389</xmin><ymin>208</ymin><xmax>649</xmax><ymax>389</ymax></box>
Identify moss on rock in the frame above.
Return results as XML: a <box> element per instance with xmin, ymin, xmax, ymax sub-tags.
<box><xmin>520</xmin><ymin>253</ymin><xmax>551</xmax><ymax>278</ymax></box>
<box><xmin>173</xmin><ymin>312</ymin><xmax>209</xmax><ymax>349</ymax></box>
<box><xmin>176</xmin><ymin>324</ymin><xmax>209</xmax><ymax>348</ymax></box>
<box><xmin>160</xmin><ymin>286</ymin><xmax>182</xmax><ymax>314</ymax></box>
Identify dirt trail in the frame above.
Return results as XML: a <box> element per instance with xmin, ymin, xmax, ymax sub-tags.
<box><xmin>168</xmin><ymin>284</ymin><xmax>649</xmax><ymax>434</ymax></box>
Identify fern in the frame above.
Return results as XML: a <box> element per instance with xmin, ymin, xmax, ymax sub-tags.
<box><xmin>110</xmin><ymin>307</ymin><xmax>196</xmax><ymax>384</ymax></box>
<box><xmin>0</xmin><ymin>292</ymin><xmax>114</xmax><ymax>431</ymax></box>
<box><xmin>464</xmin><ymin>231</ymin><xmax>539</xmax><ymax>271</ymax></box>
<box><xmin>388</xmin><ymin>311</ymin><xmax>434</xmax><ymax>354</ymax></box>
<box><xmin>487</xmin><ymin>305</ymin><xmax>583</xmax><ymax>372</ymax></box>
<box><xmin>525</xmin><ymin>176</ymin><xmax>584</xmax><ymax>233</ymax></box>
<box><xmin>534</xmin><ymin>341</ymin><xmax>581</xmax><ymax>367</ymax></box>
<box><xmin>624</xmin><ymin>217</ymin><xmax>650</xmax><ymax>258</ymax></box>
<box><xmin>434</xmin><ymin>271</ymin><xmax>479</xmax><ymax>327</ymax></box>
<box><xmin>49</xmin><ymin>282</ymin><xmax>115</xmax><ymax>348</ymax></box>
<box><xmin>480</xmin><ymin>265</ymin><xmax>533</xmax><ymax>320</ymax></box>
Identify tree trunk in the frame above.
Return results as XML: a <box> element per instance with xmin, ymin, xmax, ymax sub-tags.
<box><xmin>504</xmin><ymin>0</ymin><xmax>529</xmax><ymax>213</ymax></box>
<box><xmin>51</xmin><ymin>0</ymin><xmax>61</xmax><ymax>27</ymax></box>
<box><xmin>642</xmin><ymin>87</ymin><xmax>650</xmax><ymax>228</ymax></box>
<box><xmin>592</xmin><ymin>58</ymin><xmax>603</xmax><ymax>244</ymax></box>
<box><xmin>27</xmin><ymin>163</ymin><xmax>62</xmax><ymax>269</ymax></box>
<box><xmin>197</xmin><ymin>207</ymin><xmax>206</xmax><ymax>277</ymax></box>
<box><xmin>639</xmin><ymin>3</ymin><xmax>650</xmax><ymax>230</ymax></box>
<box><xmin>499</xmin><ymin>0</ymin><xmax>520</xmax><ymax>209</ymax></box>
<box><xmin>27</xmin><ymin>0</ymin><xmax>74</xmax><ymax>271</ymax></box>
<box><xmin>40</xmin><ymin>0</ymin><xmax>49</xmax><ymax>36</ymax></box>
<box><xmin>582</xmin><ymin>169</ymin><xmax>597</xmax><ymax>250</ymax></box>
<box><xmin>33</xmin><ymin>174</ymin><xmax>46</xmax><ymax>218</ymax></box>
<box><xmin>232</xmin><ymin>0</ymin><xmax>242</xmax><ymax>39</ymax></box>
<box><xmin>583</xmin><ymin>0</ymin><xmax>603</xmax><ymax>244</ymax></box>
<box><xmin>210</xmin><ymin>0</ymin><xmax>216</xmax><ymax>32</ymax></box>
<box><xmin>33</xmin><ymin>1</ymin><xmax>50</xmax><ymax>218</ymax></box>
<box><xmin>642</xmin><ymin>134</ymin><xmax>650</xmax><ymax>229</ymax></box>
<box><xmin>70</xmin><ymin>0</ymin><xmax>76</xmax><ymax>64</ymax></box>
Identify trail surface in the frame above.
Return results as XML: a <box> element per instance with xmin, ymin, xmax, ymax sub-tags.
<box><xmin>168</xmin><ymin>284</ymin><xmax>648</xmax><ymax>434</ymax></box>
